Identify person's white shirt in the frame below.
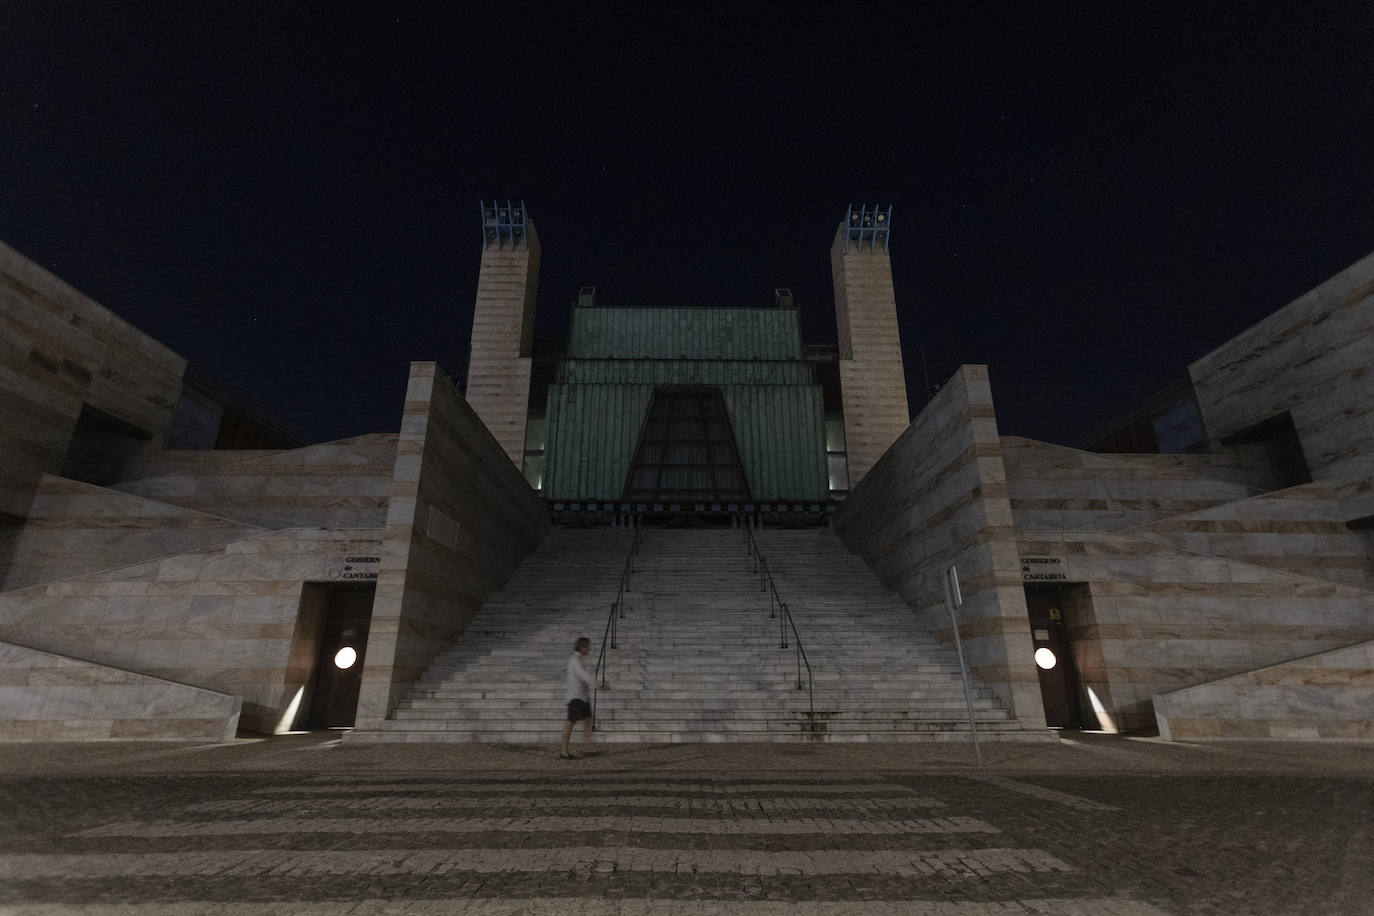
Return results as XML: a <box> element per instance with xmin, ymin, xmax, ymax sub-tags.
<box><xmin>566</xmin><ymin>650</ymin><xmax>596</xmax><ymax>702</ymax></box>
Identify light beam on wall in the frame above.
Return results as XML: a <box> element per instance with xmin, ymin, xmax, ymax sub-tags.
<box><xmin>274</xmin><ymin>686</ymin><xmax>305</xmax><ymax>735</ymax></box>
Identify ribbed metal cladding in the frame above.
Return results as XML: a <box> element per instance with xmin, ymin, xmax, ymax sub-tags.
<box><xmin>560</xmin><ymin>359</ymin><xmax>814</xmax><ymax>386</ymax></box>
<box><xmin>543</xmin><ymin>383</ymin><xmax>655</xmax><ymax>501</ymax></box>
<box><xmin>724</xmin><ymin>385</ymin><xmax>827</xmax><ymax>500</ymax></box>
<box><xmin>568</xmin><ymin>308</ymin><xmax>804</xmax><ymax>360</ymax></box>
<box><xmin>543</xmin><ymin>381</ymin><xmax>827</xmax><ymax>501</ymax></box>
<box><xmin>542</xmin><ymin>306</ymin><xmax>829</xmax><ymax>501</ymax></box>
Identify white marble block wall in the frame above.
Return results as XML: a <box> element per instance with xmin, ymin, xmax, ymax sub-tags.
<box><xmin>114</xmin><ymin>434</ymin><xmax>398</xmax><ymax>530</ymax></box>
<box><xmin>1154</xmin><ymin>640</ymin><xmax>1374</xmax><ymax>740</ymax></box>
<box><xmin>3</xmin><ymin>474</ymin><xmax>263</xmax><ymax>591</ymax></box>
<box><xmin>0</xmin><ymin>639</ymin><xmax>241</xmax><ymax>741</ymax></box>
<box><xmin>1001</xmin><ymin>437</ymin><xmax>1259</xmax><ymax>532</ymax></box>
<box><xmin>1017</xmin><ymin>529</ymin><xmax>1374</xmax><ymax>732</ymax></box>
<box><xmin>0</xmin><ymin>527</ymin><xmax>383</xmax><ymax>734</ymax></box>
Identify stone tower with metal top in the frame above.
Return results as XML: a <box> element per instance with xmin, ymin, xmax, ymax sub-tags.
<box><xmin>830</xmin><ymin>203</ymin><xmax>910</xmax><ymax>486</ymax></box>
<box><xmin>465</xmin><ymin>200</ymin><xmax>540</xmax><ymax>467</ymax></box>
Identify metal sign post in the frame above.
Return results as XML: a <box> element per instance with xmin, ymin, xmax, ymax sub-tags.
<box><xmin>943</xmin><ymin>565</ymin><xmax>983</xmax><ymax>767</ymax></box>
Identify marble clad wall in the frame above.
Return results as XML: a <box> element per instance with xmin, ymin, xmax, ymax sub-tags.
<box><xmin>1001</xmin><ymin>437</ymin><xmax>1263</xmax><ymax>532</ymax></box>
<box><xmin>1129</xmin><ymin>477</ymin><xmax>1374</xmax><ymax>591</ymax></box>
<box><xmin>1017</xmin><ymin>529</ymin><xmax>1374</xmax><ymax>732</ymax></box>
<box><xmin>0</xmin><ymin>240</ymin><xmax>186</xmax><ymax>519</ymax></box>
<box><xmin>354</xmin><ymin>363</ymin><xmax>548</xmax><ymax>729</ymax></box>
<box><xmin>113</xmin><ymin>434</ymin><xmax>398</xmax><ymax>530</ymax></box>
<box><xmin>1189</xmin><ymin>250</ymin><xmax>1374</xmax><ymax>482</ymax></box>
<box><xmin>833</xmin><ymin>365</ymin><xmax>1045</xmax><ymax>730</ymax></box>
<box><xmin>0</xmin><ymin>639</ymin><xmax>241</xmax><ymax>741</ymax></box>
<box><xmin>2</xmin><ymin>474</ymin><xmax>264</xmax><ymax>591</ymax></box>
<box><xmin>1153</xmin><ymin>640</ymin><xmax>1374</xmax><ymax>740</ymax></box>
<box><xmin>0</xmin><ymin>526</ymin><xmax>382</xmax><ymax>734</ymax></box>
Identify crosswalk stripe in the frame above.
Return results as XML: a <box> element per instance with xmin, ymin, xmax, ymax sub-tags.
<box><xmin>0</xmin><ymin>899</ymin><xmax>1172</xmax><ymax>915</ymax></box>
<box><xmin>180</xmin><ymin>794</ymin><xmax>945</xmax><ymax>814</ymax></box>
<box><xmin>966</xmin><ymin>775</ymin><xmax>1120</xmax><ymax>812</ymax></box>
<box><xmin>251</xmin><ymin>780</ymin><xmax>918</xmax><ymax>795</ymax></box>
<box><xmin>74</xmin><ymin>814</ymin><xmax>1000</xmax><ymax>838</ymax></box>
<box><xmin>0</xmin><ymin>846</ymin><xmax>1074</xmax><ymax>879</ymax></box>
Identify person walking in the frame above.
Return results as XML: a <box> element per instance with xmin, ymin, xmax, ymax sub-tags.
<box><xmin>560</xmin><ymin>636</ymin><xmax>601</xmax><ymax>759</ymax></box>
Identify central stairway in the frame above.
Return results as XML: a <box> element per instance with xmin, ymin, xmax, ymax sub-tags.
<box><xmin>350</xmin><ymin>525</ymin><xmax>1040</xmax><ymax>743</ymax></box>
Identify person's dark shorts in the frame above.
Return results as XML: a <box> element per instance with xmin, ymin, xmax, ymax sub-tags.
<box><xmin>566</xmin><ymin>699</ymin><xmax>590</xmax><ymax>722</ymax></box>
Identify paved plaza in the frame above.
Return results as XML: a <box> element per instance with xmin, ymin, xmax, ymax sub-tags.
<box><xmin>0</xmin><ymin>733</ymin><xmax>1370</xmax><ymax>914</ymax></box>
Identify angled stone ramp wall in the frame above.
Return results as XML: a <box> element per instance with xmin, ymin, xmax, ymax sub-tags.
<box><xmin>833</xmin><ymin>365</ymin><xmax>1046</xmax><ymax>732</ymax></box>
<box><xmin>1189</xmin><ymin>249</ymin><xmax>1374</xmax><ymax>483</ymax></box>
<box><xmin>0</xmin><ymin>639</ymin><xmax>240</xmax><ymax>741</ymax></box>
<box><xmin>2</xmin><ymin>474</ymin><xmax>265</xmax><ymax>592</ymax></box>
<box><xmin>112</xmin><ymin>433</ymin><xmax>399</xmax><ymax>530</ymax></box>
<box><xmin>1153</xmin><ymin>640</ymin><xmax>1374</xmax><ymax>740</ymax></box>
<box><xmin>0</xmin><ymin>526</ymin><xmax>382</xmax><ymax>734</ymax></box>
<box><xmin>0</xmin><ymin>239</ymin><xmax>186</xmax><ymax>520</ymax></box>
<box><xmin>1019</xmin><ymin>529</ymin><xmax>1374</xmax><ymax>732</ymax></box>
<box><xmin>1122</xmin><ymin>475</ymin><xmax>1374</xmax><ymax>590</ymax></box>
<box><xmin>1000</xmin><ymin>437</ymin><xmax>1268</xmax><ymax>533</ymax></box>
<box><xmin>355</xmin><ymin>363</ymin><xmax>547</xmax><ymax>730</ymax></box>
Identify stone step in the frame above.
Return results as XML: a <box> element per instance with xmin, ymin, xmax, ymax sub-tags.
<box><xmin>348</xmin><ymin>528</ymin><xmax>1040</xmax><ymax>744</ymax></box>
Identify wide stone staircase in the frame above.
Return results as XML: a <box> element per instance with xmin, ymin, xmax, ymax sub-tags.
<box><xmin>353</xmin><ymin>525</ymin><xmax>1041</xmax><ymax>743</ymax></box>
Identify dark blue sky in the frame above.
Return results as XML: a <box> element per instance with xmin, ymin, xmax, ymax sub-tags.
<box><xmin>4</xmin><ymin>3</ymin><xmax>1373</xmax><ymax>445</ymax></box>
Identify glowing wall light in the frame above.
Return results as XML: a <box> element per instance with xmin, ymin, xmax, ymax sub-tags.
<box><xmin>334</xmin><ymin>647</ymin><xmax>358</xmax><ymax>670</ymax></box>
<box><xmin>1034</xmin><ymin>647</ymin><xmax>1057</xmax><ymax>670</ymax></box>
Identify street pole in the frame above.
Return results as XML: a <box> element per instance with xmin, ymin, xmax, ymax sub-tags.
<box><xmin>944</xmin><ymin>564</ymin><xmax>983</xmax><ymax>767</ymax></box>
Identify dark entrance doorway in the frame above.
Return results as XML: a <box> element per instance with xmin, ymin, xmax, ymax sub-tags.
<box><xmin>306</xmin><ymin>583</ymin><xmax>374</xmax><ymax>728</ymax></box>
<box><xmin>623</xmin><ymin>386</ymin><xmax>750</xmax><ymax>504</ymax></box>
<box><xmin>1024</xmin><ymin>585</ymin><xmax>1086</xmax><ymax>728</ymax></box>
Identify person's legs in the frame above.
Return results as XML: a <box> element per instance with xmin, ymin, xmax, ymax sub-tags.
<box><xmin>560</xmin><ymin>718</ymin><xmax>574</xmax><ymax>756</ymax></box>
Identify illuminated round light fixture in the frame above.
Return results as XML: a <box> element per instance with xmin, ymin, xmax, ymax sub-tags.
<box><xmin>334</xmin><ymin>647</ymin><xmax>358</xmax><ymax>670</ymax></box>
<box><xmin>1034</xmin><ymin>647</ymin><xmax>1057</xmax><ymax>670</ymax></box>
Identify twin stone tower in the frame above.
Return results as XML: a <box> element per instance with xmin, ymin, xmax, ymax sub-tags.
<box><xmin>464</xmin><ymin>203</ymin><xmax>910</xmax><ymax>506</ymax></box>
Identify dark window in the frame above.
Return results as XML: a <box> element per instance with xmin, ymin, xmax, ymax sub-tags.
<box><xmin>623</xmin><ymin>387</ymin><xmax>750</xmax><ymax>503</ymax></box>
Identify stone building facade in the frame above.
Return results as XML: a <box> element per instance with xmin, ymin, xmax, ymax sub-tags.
<box><xmin>0</xmin><ymin>211</ymin><xmax>1369</xmax><ymax>743</ymax></box>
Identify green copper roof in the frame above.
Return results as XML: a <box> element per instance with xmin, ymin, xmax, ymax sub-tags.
<box><xmin>568</xmin><ymin>307</ymin><xmax>803</xmax><ymax>360</ymax></box>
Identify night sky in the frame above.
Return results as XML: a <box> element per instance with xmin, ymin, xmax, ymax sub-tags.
<box><xmin>4</xmin><ymin>4</ymin><xmax>1373</xmax><ymax>447</ymax></box>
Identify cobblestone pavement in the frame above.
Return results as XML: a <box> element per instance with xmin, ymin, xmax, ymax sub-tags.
<box><xmin>0</xmin><ymin>734</ymin><xmax>1370</xmax><ymax>914</ymax></box>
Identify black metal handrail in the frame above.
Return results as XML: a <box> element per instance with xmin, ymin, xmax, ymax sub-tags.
<box><xmin>592</xmin><ymin>518</ymin><xmax>641</xmax><ymax>720</ymax></box>
<box><xmin>741</xmin><ymin>523</ymin><xmax>815</xmax><ymax>725</ymax></box>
